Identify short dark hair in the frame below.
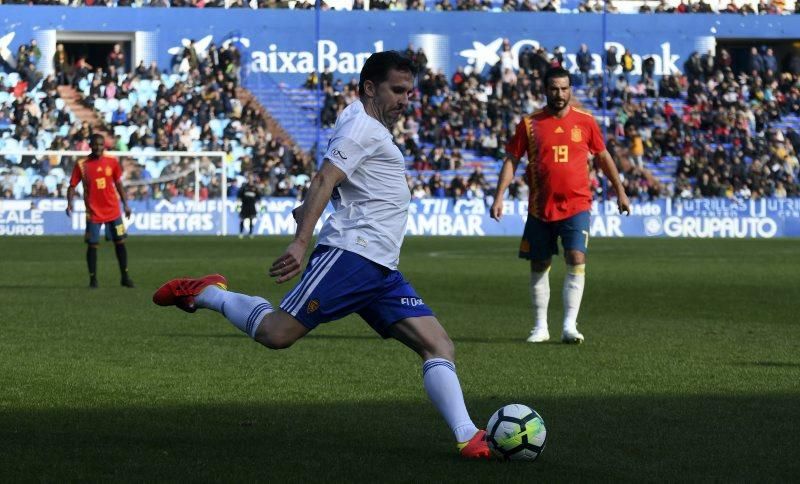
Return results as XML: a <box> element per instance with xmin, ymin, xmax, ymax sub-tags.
<box><xmin>544</xmin><ymin>67</ymin><xmax>571</xmax><ymax>87</ymax></box>
<box><xmin>358</xmin><ymin>51</ymin><xmax>417</xmax><ymax>97</ymax></box>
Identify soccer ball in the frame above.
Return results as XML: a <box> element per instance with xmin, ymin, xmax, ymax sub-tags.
<box><xmin>486</xmin><ymin>403</ymin><xmax>547</xmax><ymax>461</ymax></box>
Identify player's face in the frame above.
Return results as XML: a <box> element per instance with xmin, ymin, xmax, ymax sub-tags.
<box><xmin>89</xmin><ymin>136</ymin><xmax>105</xmax><ymax>157</ymax></box>
<box><xmin>545</xmin><ymin>76</ymin><xmax>571</xmax><ymax>112</ymax></box>
<box><xmin>371</xmin><ymin>68</ymin><xmax>414</xmax><ymax>126</ymax></box>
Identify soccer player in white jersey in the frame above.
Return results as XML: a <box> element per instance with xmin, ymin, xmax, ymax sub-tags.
<box><xmin>153</xmin><ymin>51</ymin><xmax>491</xmax><ymax>459</ymax></box>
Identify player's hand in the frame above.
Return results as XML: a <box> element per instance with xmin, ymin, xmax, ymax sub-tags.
<box><xmin>123</xmin><ymin>205</ymin><xmax>132</xmax><ymax>218</ymax></box>
<box><xmin>269</xmin><ymin>239</ymin><xmax>306</xmax><ymax>284</ymax></box>
<box><xmin>617</xmin><ymin>193</ymin><xmax>632</xmax><ymax>216</ymax></box>
<box><xmin>490</xmin><ymin>199</ymin><xmax>504</xmax><ymax>221</ymax></box>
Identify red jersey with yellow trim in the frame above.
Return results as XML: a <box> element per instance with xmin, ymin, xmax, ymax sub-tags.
<box><xmin>69</xmin><ymin>155</ymin><xmax>123</xmax><ymax>223</ymax></box>
<box><xmin>505</xmin><ymin>106</ymin><xmax>606</xmax><ymax>222</ymax></box>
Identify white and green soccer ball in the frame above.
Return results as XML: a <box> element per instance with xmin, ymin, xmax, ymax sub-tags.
<box><xmin>486</xmin><ymin>403</ymin><xmax>547</xmax><ymax>461</ymax></box>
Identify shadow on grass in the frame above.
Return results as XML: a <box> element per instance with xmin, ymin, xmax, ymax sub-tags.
<box><xmin>739</xmin><ymin>361</ymin><xmax>800</xmax><ymax>369</ymax></box>
<box><xmin>157</xmin><ymin>333</ymin><xmax>530</xmax><ymax>344</ymax></box>
<box><xmin>1</xmin><ymin>394</ymin><xmax>797</xmax><ymax>482</ymax></box>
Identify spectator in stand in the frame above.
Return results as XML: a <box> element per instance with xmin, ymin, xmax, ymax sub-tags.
<box><xmin>605</xmin><ymin>45</ymin><xmax>619</xmax><ymax>76</ymax></box>
<box><xmin>107</xmin><ymin>43</ymin><xmax>126</xmax><ymax>72</ymax></box>
<box><xmin>576</xmin><ymin>44</ymin><xmax>592</xmax><ymax>87</ymax></box>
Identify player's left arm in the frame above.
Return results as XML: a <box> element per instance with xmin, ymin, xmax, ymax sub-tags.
<box><xmin>595</xmin><ymin>150</ymin><xmax>631</xmax><ymax>215</ymax></box>
<box><xmin>112</xmin><ymin>160</ymin><xmax>131</xmax><ymax>218</ymax></box>
<box><xmin>586</xmin><ymin>119</ymin><xmax>631</xmax><ymax>215</ymax></box>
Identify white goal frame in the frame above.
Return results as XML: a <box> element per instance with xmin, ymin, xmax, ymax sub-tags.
<box><xmin>0</xmin><ymin>149</ymin><xmax>233</xmax><ymax>235</ymax></box>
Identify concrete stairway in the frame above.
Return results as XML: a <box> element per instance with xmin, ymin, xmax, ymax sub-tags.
<box><xmin>56</xmin><ymin>85</ymin><xmax>113</xmax><ymax>142</ymax></box>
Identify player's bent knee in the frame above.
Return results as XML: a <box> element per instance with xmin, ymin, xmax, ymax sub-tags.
<box><xmin>422</xmin><ymin>326</ymin><xmax>455</xmax><ymax>361</ymax></box>
<box><xmin>390</xmin><ymin>316</ymin><xmax>455</xmax><ymax>361</ymax></box>
<box><xmin>254</xmin><ymin>310</ymin><xmax>308</xmax><ymax>350</ymax></box>
<box><xmin>257</xmin><ymin>333</ymin><xmax>296</xmax><ymax>350</ymax></box>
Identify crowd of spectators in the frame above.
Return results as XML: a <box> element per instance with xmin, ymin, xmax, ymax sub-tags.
<box><xmin>316</xmin><ymin>38</ymin><xmax>800</xmax><ymax>202</ymax></box>
<box><xmin>2</xmin><ymin>29</ymin><xmax>799</xmax><ymax>204</ymax></box>
<box><xmin>1</xmin><ymin>37</ymin><xmax>314</xmax><ymax>201</ymax></box>
<box><xmin>587</xmin><ymin>44</ymin><xmax>799</xmax><ymax>199</ymax></box>
<box><xmin>2</xmin><ymin>0</ymin><xmax>798</xmax><ymax>14</ymax></box>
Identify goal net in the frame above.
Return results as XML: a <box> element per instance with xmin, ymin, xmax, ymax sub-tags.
<box><xmin>0</xmin><ymin>149</ymin><xmax>236</xmax><ymax>236</ymax></box>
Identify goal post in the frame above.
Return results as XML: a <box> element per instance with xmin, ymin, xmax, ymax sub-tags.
<box><xmin>0</xmin><ymin>149</ymin><xmax>233</xmax><ymax>235</ymax></box>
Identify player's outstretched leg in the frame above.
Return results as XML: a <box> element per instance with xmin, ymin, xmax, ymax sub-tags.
<box><xmin>153</xmin><ymin>275</ymin><xmax>273</xmax><ymax>339</ymax></box>
<box><xmin>389</xmin><ymin>316</ymin><xmax>491</xmax><ymax>460</ymax></box>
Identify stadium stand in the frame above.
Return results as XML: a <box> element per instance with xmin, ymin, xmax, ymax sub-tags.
<box><xmin>1</xmin><ymin>25</ymin><xmax>798</xmax><ymax>204</ymax></box>
<box><xmin>270</xmin><ymin>41</ymin><xmax>798</xmax><ymax>201</ymax></box>
<box><xmin>3</xmin><ymin>0</ymin><xmax>797</xmax><ymax>13</ymax></box>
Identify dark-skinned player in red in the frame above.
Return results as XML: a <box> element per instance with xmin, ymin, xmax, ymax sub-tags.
<box><xmin>66</xmin><ymin>133</ymin><xmax>134</xmax><ymax>289</ymax></box>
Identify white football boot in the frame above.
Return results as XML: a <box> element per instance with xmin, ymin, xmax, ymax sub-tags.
<box><xmin>526</xmin><ymin>327</ymin><xmax>550</xmax><ymax>343</ymax></box>
<box><xmin>561</xmin><ymin>327</ymin><xmax>584</xmax><ymax>344</ymax></box>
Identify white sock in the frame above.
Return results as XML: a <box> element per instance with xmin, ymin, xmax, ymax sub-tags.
<box><xmin>530</xmin><ymin>268</ymin><xmax>550</xmax><ymax>331</ymax></box>
<box><xmin>563</xmin><ymin>264</ymin><xmax>586</xmax><ymax>332</ymax></box>
<box><xmin>422</xmin><ymin>358</ymin><xmax>479</xmax><ymax>443</ymax></box>
<box><xmin>195</xmin><ymin>286</ymin><xmax>273</xmax><ymax>338</ymax></box>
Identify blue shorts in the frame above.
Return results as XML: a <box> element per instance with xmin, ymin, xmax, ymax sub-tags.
<box><xmin>279</xmin><ymin>245</ymin><xmax>434</xmax><ymax>338</ymax></box>
<box><xmin>518</xmin><ymin>211</ymin><xmax>590</xmax><ymax>261</ymax></box>
<box><xmin>85</xmin><ymin>217</ymin><xmax>127</xmax><ymax>245</ymax></box>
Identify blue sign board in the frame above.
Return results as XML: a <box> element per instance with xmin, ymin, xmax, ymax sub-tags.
<box><xmin>2</xmin><ymin>198</ymin><xmax>799</xmax><ymax>238</ymax></box>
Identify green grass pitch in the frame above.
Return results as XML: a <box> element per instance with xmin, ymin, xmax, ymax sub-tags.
<box><xmin>1</xmin><ymin>236</ymin><xmax>798</xmax><ymax>481</ymax></box>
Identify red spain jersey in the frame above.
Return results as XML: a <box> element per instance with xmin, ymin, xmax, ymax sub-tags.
<box><xmin>69</xmin><ymin>155</ymin><xmax>123</xmax><ymax>223</ymax></box>
<box><xmin>505</xmin><ymin>106</ymin><xmax>606</xmax><ymax>222</ymax></box>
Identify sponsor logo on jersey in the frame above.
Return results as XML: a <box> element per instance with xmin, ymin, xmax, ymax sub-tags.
<box><xmin>331</xmin><ymin>148</ymin><xmax>347</xmax><ymax>160</ymax></box>
<box><xmin>554</xmin><ymin>126</ymin><xmax>564</xmax><ymax>134</ymax></box>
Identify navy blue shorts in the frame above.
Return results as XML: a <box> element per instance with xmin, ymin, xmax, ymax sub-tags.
<box><xmin>85</xmin><ymin>217</ymin><xmax>127</xmax><ymax>245</ymax></box>
<box><xmin>518</xmin><ymin>211</ymin><xmax>590</xmax><ymax>261</ymax></box>
<box><xmin>279</xmin><ymin>245</ymin><xmax>434</xmax><ymax>338</ymax></box>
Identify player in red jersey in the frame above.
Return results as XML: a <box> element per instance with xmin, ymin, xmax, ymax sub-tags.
<box><xmin>66</xmin><ymin>133</ymin><xmax>134</xmax><ymax>289</ymax></box>
<box><xmin>491</xmin><ymin>67</ymin><xmax>631</xmax><ymax>344</ymax></box>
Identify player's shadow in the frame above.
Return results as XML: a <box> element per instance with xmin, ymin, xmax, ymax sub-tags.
<box><xmin>2</xmin><ymin>394</ymin><xmax>798</xmax><ymax>482</ymax></box>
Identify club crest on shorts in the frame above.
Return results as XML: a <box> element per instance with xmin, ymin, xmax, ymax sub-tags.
<box><xmin>307</xmin><ymin>299</ymin><xmax>320</xmax><ymax>314</ymax></box>
<box><xmin>571</xmin><ymin>127</ymin><xmax>582</xmax><ymax>142</ymax></box>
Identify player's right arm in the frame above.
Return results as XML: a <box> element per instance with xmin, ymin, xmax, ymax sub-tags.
<box><xmin>491</xmin><ymin>119</ymin><xmax>529</xmax><ymax>221</ymax></box>
<box><xmin>269</xmin><ymin>161</ymin><xmax>346</xmax><ymax>283</ymax></box>
<box><xmin>65</xmin><ymin>161</ymin><xmax>84</xmax><ymax>218</ymax></box>
<box><xmin>490</xmin><ymin>155</ymin><xmax>522</xmax><ymax>221</ymax></box>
